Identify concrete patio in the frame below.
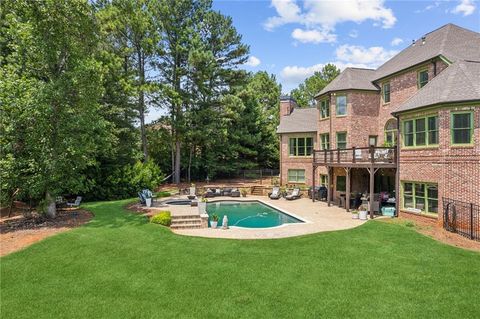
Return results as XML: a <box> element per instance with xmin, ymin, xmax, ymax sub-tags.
<box><xmin>150</xmin><ymin>196</ymin><xmax>367</xmax><ymax>239</ymax></box>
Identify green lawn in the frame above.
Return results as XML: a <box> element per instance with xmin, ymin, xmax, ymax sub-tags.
<box><xmin>1</xmin><ymin>200</ymin><xmax>479</xmax><ymax>318</ymax></box>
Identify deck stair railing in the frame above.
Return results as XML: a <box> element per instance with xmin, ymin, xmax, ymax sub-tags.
<box><xmin>313</xmin><ymin>146</ymin><xmax>396</xmax><ymax>165</ymax></box>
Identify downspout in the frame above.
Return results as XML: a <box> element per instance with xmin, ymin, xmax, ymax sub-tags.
<box><xmin>394</xmin><ymin>113</ymin><xmax>401</xmax><ymax>217</ymax></box>
<box><xmin>432</xmin><ymin>59</ymin><xmax>437</xmax><ymax>76</ymax></box>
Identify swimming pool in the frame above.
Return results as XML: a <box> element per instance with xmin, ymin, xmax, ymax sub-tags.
<box><xmin>206</xmin><ymin>201</ymin><xmax>303</xmax><ymax>228</ymax></box>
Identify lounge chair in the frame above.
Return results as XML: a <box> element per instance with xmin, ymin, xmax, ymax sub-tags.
<box><xmin>138</xmin><ymin>191</ymin><xmax>146</xmax><ymax>204</ymax></box>
<box><xmin>268</xmin><ymin>187</ymin><xmax>281</xmax><ymax>199</ymax></box>
<box><xmin>66</xmin><ymin>196</ymin><xmax>82</xmax><ymax>208</ymax></box>
<box><xmin>222</xmin><ymin>188</ymin><xmax>232</xmax><ymax>196</ymax></box>
<box><xmin>285</xmin><ymin>188</ymin><xmax>301</xmax><ymax>200</ymax></box>
<box><xmin>214</xmin><ymin>188</ymin><xmax>222</xmax><ymax>196</ymax></box>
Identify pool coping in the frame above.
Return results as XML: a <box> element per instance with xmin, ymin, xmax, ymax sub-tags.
<box><xmin>205</xmin><ymin>199</ymin><xmax>312</xmax><ymax>230</ymax></box>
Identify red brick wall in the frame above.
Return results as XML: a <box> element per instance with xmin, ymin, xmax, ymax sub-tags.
<box><xmin>398</xmin><ymin>105</ymin><xmax>480</xmax><ymax>224</ymax></box>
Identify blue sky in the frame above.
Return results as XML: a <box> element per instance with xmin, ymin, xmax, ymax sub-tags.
<box><xmin>146</xmin><ymin>0</ymin><xmax>479</xmax><ymax>122</ymax></box>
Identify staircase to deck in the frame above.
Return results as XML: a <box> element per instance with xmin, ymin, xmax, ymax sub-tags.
<box><xmin>251</xmin><ymin>186</ymin><xmax>264</xmax><ymax>196</ymax></box>
<box><xmin>170</xmin><ymin>214</ymin><xmax>203</xmax><ymax>229</ymax></box>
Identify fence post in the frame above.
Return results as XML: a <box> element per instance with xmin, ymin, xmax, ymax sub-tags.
<box><xmin>471</xmin><ymin>203</ymin><xmax>474</xmax><ymax>240</ymax></box>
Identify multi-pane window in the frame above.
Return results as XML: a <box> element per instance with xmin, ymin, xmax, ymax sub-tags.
<box><xmin>288</xmin><ymin>169</ymin><xmax>305</xmax><ymax>183</ymax></box>
<box><xmin>336</xmin><ymin>95</ymin><xmax>347</xmax><ymax>116</ymax></box>
<box><xmin>418</xmin><ymin>70</ymin><xmax>429</xmax><ymax>88</ymax></box>
<box><xmin>320</xmin><ymin>175</ymin><xmax>328</xmax><ymax>186</ymax></box>
<box><xmin>384</xmin><ymin>119</ymin><xmax>397</xmax><ymax>146</ymax></box>
<box><xmin>320</xmin><ymin>133</ymin><xmax>330</xmax><ymax>150</ymax></box>
<box><xmin>382</xmin><ymin>82</ymin><xmax>391</xmax><ymax>103</ymax></box>
<box><xmin>320</xmin><ymin>99</ymin><xmax>330</xmax><ymax>119</ymax></box>
<box><xmin>402</xmin><ymin>182</ymin><xmax>438</xmax><ymax>214</ymax></box>
<box><xmin>451</xmin><ymin>112</ymin><xmax>473</xmax><ymax>145</ymax></box>
<box><xmin>289</xmin><ymin>137</ymin><xmax>313</xmax><ymax>156</ymax></box>
<box><xmin>402</xmin><ymin>115</ymin><xmax>438</xmax><ymax>147</ymax></box>
<box><xmin>336</xmin><ymin>176</ymin><xmax>346</xmax><ymax>192</ymax></box>
<box><xmin>336</xmin><ymin>132</ymin><xmax>347</xmax><ymax>149</ymax></box>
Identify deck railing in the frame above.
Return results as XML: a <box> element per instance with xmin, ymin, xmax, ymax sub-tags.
<box><xmin>313</xmin><ymin>146</ymin><xmax>397</xmax><ymax>165</ymax></box>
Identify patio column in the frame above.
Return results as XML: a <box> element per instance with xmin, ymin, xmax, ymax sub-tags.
<box><xmin>312</xmin><ymin>165</ymin><xmax>316</xmax><ymax>202</ymax></box>
<box><xmin>327</xmin><ymin>166</ymin><xmax>331</xmax><ymax>207</ymax></box>
<box><xmin>367</xmin><ymin>167</ymin><xmax>379</xmax><ymax>219</ymax></box>
<box><xmin>345</xmin><ymin>167</ymin><xmax>351</xmax><ymax>212</ymax></box>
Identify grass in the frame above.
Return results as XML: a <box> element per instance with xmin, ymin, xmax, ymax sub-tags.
<box><xmin>1</xmin><ymin>200</ymin><xmax>479</xmax><ymax>318</ymax></box>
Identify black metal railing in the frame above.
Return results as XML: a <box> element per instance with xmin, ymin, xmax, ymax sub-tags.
<box><xmin>313</xmin><ymin>146</ymin><xmax>397</xmax><ymax>165</ymax></box>
<box><xmin>443</xmin><ymin>197</ymin><xmax>479</xmax><ymax>241</ymax></box>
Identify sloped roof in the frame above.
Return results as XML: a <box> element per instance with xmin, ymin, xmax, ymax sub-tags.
<box><xmin>277</xmin><ymin>107</ymin><xmax>318</xmax><ymax>133</ymax></box>
<box><xmin>315</xmin><ymin>68</ymin><xmax>378</xmax><ymax>98</ymax></box>
<box><xmin>393</xmin><ymin>60</ymin><xmax>480</xmax><ymax>114</ymax></box>
<box><xmin>374</xmin><ymin>24</ymin><xmax>480</xmax><ymax>81</ymax></box>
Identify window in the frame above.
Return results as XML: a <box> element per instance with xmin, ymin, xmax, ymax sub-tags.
<box><xmin>320</xmin><ymin>99</ymin><xmax>330</xmax><ymax>119</ymax></box>
<box><xmin>320</xmin><ymin>175</ymin><xmax>328</xmax><ymax>186</ymax></box>
<box><xmin>320</xmin><ymin>133</ymin><xmax>330</xmax><ymax>150</ymax></box>
<box><xmin>402</xmin><ymin>115</ymin><xmax>439</xmax><ymax>147</ymax></box>
<box><xmin>289</xmin><ymin>137</ymin><xmax>313</xmax><ymax>156</ymax></box>
<box><xmin>451</xmin><ymin>112</ymin><xmax>473</xmax><ymax>145</ymax></box>
<box><xmin>288</xmin><ymin>169</ymin><xmax>305</xmax><ymax>183</ymax></box>
<box><xmin>336</xmin><ymin>132</ymin><xmax>347</xmax><ymax>149</ymax></box>
<box><xmin>369</xmin><ymin>135</ymin><xmax>377</xmax><ymax>146</ymax></box>
<box><xmin>384</xmin><ymin>119</ymin><xmax>397</xmax><ymax>146</ymax></box>
<box><xmin>336</xmin><ymin>95</ymin><xmax>347</xmax><ymax>116</ymax></box>
<box><xmin>418</xmin><ymin>70</ymin><xmax>429</xmax><ymax>88</ymax></box>
<box><xmin>402</xmin><ymin>182</ymin><xmax>438</xmax><ymax>214</ymax></box>
<box><xmin>382</xmin><ymin>82</ymin><xmax>391</xmax><ymax>103</ymax></box>
<box><xmin>336</xmin><ymin>176</ymin><xmax>346</xmax><ymax>192</ymax></box>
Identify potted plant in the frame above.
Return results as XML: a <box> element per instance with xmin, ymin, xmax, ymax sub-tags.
<box><xmin>351</xmin><ymin>209</ymin><xmax>359</xmax><ymax>219</ymax></box>
<box><xmin>358</xmin><ymin>205</ymin><xmax>368</xmax><ymax>220</ymax></box>
<box><xmin>241</xmin><ymin>189</ymin><xmax>248</xmax><ymax>197</ymax></box>
<box><xmin>210</xmin><ymin>213</ymin><xmax>219</xmax><ymax>229</ymax></box>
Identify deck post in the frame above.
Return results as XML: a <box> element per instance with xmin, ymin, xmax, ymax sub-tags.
<box><xmin>369</xmin><ymin>166</ymin><xmax>374</xmax><ymax>219</ymax></box>
<box><xmin>346</xmin><ymin>167</ymin><xmax>351</xmax><ymax>212</ymax></box>
<box><xmin>327</xmin><ymin>166</ymin><xmax>331</xmax><ymax>207</ymax></box>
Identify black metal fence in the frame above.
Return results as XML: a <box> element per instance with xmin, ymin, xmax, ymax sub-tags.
<box><xmin>234</xmin><ymin>169</ymin><xmax>280</xmax><ymax>180</ymax></box>
<box><xmin>443</xmin><ymin>197</ymin><xmax>479</xmax><ymax>241</ymax></box>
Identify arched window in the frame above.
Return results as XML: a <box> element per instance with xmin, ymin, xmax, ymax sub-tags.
<box><xmin>384</xmin><ymin>119</ymin><xmax>397</xmax><ymax>146</ymax></box>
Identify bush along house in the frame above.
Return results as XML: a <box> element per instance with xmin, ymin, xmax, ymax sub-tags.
<box><xmin>277</xmin><ymin>24</ymin><xmax>480</xmax><ymax>224</ymax></box>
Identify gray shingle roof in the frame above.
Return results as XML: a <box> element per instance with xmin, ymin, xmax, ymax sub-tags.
<box><xmin>276</xmin><ymin>107</ymin><xmax>318</xmax><ymax>133</ymax></box>
<box><xmin>393</xmin><ymin>60</ymin><xmax>480</xmax><ymax>114</ymax></box>
<box><xmin>374</xmin><ymin>24</ymin><xmax>480</xmax><ymax>81</ymax></box>
<box><xmin>315</xmin><ymin>68</ymin><xmax>378</xmax><ymax>98</ymax></box>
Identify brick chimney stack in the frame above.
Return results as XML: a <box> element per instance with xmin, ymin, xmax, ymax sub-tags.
<box><xmin>279</xmin><ymin>96</ymin><xmax>297</xmax><ymax>118</ymax></box>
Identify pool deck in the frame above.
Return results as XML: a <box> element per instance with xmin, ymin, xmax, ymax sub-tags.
<box><xmin>151</xmin><ymin>196</ymin><xmax>367</xmax><ymax>239</ymax></box>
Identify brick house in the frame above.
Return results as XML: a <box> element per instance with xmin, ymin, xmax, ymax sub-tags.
<box><xmin>277</xmin><ymin>24</ymin><xmax>480</xmax><ymax>222</ymax></box>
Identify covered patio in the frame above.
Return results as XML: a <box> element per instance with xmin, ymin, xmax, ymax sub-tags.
<box><xmin>312</xmin><ymin>146</ymin><xmax>399</xmax><ymax>219</ymax></box>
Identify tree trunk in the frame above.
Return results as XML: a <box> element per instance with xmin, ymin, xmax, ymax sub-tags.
<box><xmin>187</xmin><ymin>145</ymin><xmax>193</xmax><ymax>183</ymax></box>
<box><xmin>174</xmin><ymin>139</ymin><xmax>181</xmax><ymax>184</ymax></box>
<box><xmin>45</xmin><ymin>191</ymin><xmax>56</xmax><ymax>218</ymax></box>
<box><xmin>138</xmin><ymin>50</ymin><xmax>148</xmax><ymax>160</ymax></box>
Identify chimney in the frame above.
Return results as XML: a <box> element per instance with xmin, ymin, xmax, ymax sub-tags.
<box><xmin>279</xmin><ymin>96</ymin><xmax>297</xmax><ymax>118</ymax></box>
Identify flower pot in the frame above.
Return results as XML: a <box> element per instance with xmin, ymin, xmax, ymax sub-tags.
<box><xmin>352</xmin><ymin>214</ymin><xmax>359</xmax><ymax>219</ymax></box>
<box><xmin>146</xmin><ymin>198</ymin><xmax>152</xmax><ymax>207</ymax></box>
<box><xmin>359</xmin><ymin>210</ymin><xmax>368</xmax><ymax>220</ymax></box>
<box><xmin>210</xmin><ymin>221</ymin><xmax>218</xmax><ymax>229</ymax></box>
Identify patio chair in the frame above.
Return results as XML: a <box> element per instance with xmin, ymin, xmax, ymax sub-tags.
<box><xmin>66</xmin><ymin>196</ymin><xmax>82</xmax><ymax>208</ymax></box>
<box><xmin>138</xmin><ymin>191</ymin><xmax>146</xmax><ymax>204</ymax></box>
<box><xmin>285</xmin><ymin>188</ymin><xmax>301</xmax><ymax>200</ymax></box>
<box><xmin>222</xmin><ymin>188</ymin><xmax>232</xmax><ymax>196</ymax></box>
<box><xmin>230</xmin><ymin>188</ymin><xmax>240</xmax><ymax>197</ymax></box>
<box><xmin>268</xmin><ymin>187</ymin><xmax>281</xmax><ymax>199</ymax></box>
<box><xmin>204</xmin><ymin>188</ymin><xmax>215</xmax><ymax>198</ymax></box>
<box><xmin>214</xmin><ymin>188</ymin><xmax>222</xmax><ymax>197</ymax></box>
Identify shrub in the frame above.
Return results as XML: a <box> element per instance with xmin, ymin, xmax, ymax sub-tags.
<box><xmin>150</xmin><ymin>211</ymin><xmax>172</xmax><ymax>226</ymax></box>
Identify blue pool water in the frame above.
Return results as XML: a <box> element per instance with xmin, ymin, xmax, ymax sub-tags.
<box><xmin>206</xmin><ymin>201</ymin><xmax>303</xmax><ymax>228</ymax></box>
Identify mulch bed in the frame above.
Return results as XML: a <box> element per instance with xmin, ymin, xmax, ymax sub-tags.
<box><xmin>0</xmin><ymin>209</ymin><xmax>93</xmax><ymax>257</ymax></box>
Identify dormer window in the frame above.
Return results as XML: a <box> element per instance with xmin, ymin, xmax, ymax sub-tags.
<box><xmin>418</xmin><ymin>70</ymin><xmax>429</xmax><ymax>88</ymax></box>
<box><xmin>382</xmin><ymin>82</ymin><xmax>391</xmax><ymax>104</ymax></box>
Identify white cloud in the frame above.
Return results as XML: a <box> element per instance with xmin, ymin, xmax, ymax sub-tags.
<box><xmin>415</xmin><ymin>1</ymin><xmax>440</xmax><ymax>13</ymax></box>
<box><xmin>265</xmin><ymin>0</ymin><xmax>396</xmax><ymax>31</ymax></box>
<box><xmin>451</xmin><ymin>0</ymin><xmax>476</xmax><ymax>16</ymax></box>
<box><xmin>245</xmin><ymin>56</ymin><xmax>261</xmax><ymax>67</ymax></box>
<box><xmin>349</xmin><ymin>29</ymin><xmax>359</xmax><ymax>38</ymax></box>
<box><xmin>291</xmin><ymin>28</ymin><xmax>337</xmax><ymax>44</ymax></box>
<box><xmin>390</xmin><ymin>37</ymin><xmax>404</xmax><ymax>46</ymax></box>
<box><xmin>335</xmin><ymin>44</ymin><xmax>398</xmax><ymax>66</ymax></box>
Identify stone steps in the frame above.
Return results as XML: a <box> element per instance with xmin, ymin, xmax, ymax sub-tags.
<box><xmin>251</xmin><ymin>186</ymin><xmax>264</xmax><ymax>196</ymax></box>
<box><xmin>170</xmin><ymin>214</ymin><xmax>203</xmax><ymax>229</ymax></box>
